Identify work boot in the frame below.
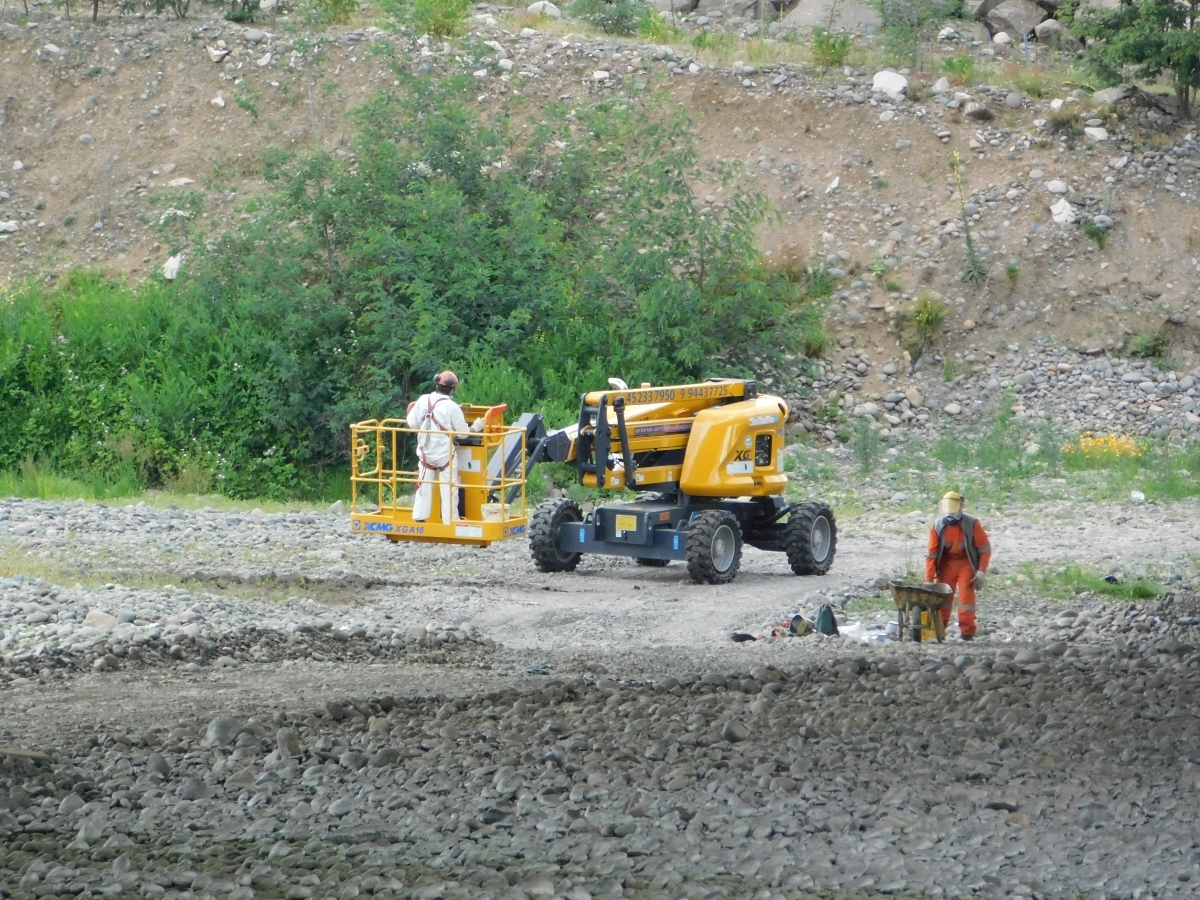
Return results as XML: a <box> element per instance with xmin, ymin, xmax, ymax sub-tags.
<box><xmin>961</xmin><ymin>634</ymin><xmax>974</xmax><ymax>642</ymax></box>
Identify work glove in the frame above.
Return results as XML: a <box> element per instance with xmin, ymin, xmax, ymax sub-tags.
<box><xmin>972</xmin><ymin>570</ymin><xmax>987</xmax><ymax>589</ymax></box>
<box><xmin>470</xmin><ymin>418</ymin><xmax>485</xmax><ymax>433</ymax></box>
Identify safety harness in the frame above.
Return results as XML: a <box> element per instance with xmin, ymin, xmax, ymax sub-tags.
<box><xmin>415</xmin><ymin>394</ymin><xmax>454</xmax><ymax>473</ymax></box>
<box><xmin>930</xmin><ymin>512</ymin><xmax>989</xmax><ymax>573</ymax></box>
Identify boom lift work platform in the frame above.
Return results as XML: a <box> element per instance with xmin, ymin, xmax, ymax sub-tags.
<box><xmin>349</xmin><ymin>379</ymin><xmax>836</xmax><ymax>584</ymax></box>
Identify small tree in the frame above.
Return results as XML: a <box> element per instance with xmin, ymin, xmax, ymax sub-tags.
<box><xmin>869</xmin><ymin>0</ymin><xmax>957</xmax><ymax>71</ymax></box>
<box><xmin>1073</xmin><ymin>0</ymin><xmax>1200</xmax><ymax>118</ymax></box>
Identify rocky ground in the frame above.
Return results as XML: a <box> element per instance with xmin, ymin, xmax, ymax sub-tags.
<box><xmin>1</xmin><ymin>497</ymin><xmax>1199</xmax><ymax>898</ymax></box>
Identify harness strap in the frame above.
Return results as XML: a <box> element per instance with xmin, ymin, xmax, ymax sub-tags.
<box><xmin>417</xmin><ymin>395</ymin><xmax>454</xmax><ymax>473</ymax></box>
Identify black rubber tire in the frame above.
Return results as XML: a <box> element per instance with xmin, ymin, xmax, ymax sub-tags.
<box><xmin>529</xmin><ymin>498</ymin><xmax>583</xmax><ymax>573</ymax></box>
<box><xmin>635</xmin><ymin>558</ymin><xmax>670</xmax><ymax>567</ymax></box>
<box><xmin>784</xmin><ymin>501</ymin><xmax>837</xmax><ymax>576</ymax></box>
<box><xmin>686</xmin><ymin>510</ymin><xmax>743</xmax><ymax>585</ymax></box>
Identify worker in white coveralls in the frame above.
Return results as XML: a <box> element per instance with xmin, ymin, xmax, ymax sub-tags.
<box><xmin>408</xmin><ymin>371</ymin><xmax>484</xmax><ymax>524</ymax></box>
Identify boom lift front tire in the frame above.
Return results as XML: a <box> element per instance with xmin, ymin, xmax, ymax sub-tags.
<box><xmin>529</xmin><ymin>498</ymin><xmax>583</xmax><ymax>573</ymax></box>
<box><xmin>686</xmin><ymin>510</ymin><xmax>743</xmax><ymax>585</ymax></box>
<box><xmin>784</xmin><ymin>502</ymin><xmax>837</xmax><ymax>576</ymax></box>
<box><xmin>635</xmin><ymin>558</ymin><xmax>669</xmax><ymax>567</ymax></box>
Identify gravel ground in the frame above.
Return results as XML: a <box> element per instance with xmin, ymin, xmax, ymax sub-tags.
<box><xmin>1</xmin><ymin>498</ymin><xmax>1199</xmax><ymax>899</ymax></box>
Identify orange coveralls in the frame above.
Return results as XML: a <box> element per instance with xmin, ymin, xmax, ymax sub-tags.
<box><xmin>925</xmin><ymin>518</ymin><xmax>991</xmax><ymax>638</ymax></box>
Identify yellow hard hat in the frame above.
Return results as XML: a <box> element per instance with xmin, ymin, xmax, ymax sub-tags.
<box><xmin>942</xmin><ymin>491</ymin><xmax>964</xmax><ymax>502</ymax></box>
<box><xmin>940</xmin><ymin>491</ymin><xmax>964</xmax><ymax>516</ymax></box>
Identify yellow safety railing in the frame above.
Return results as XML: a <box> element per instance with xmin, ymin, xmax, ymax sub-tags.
<box><xmin>349</xmin><ymin>413</ymin><xmax>528</xmax><ymax>528</ymax></box>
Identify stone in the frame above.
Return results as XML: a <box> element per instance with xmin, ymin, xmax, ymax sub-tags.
<box><xmin>77</xmin><ymin>818</ymin><xmax>104</xmax><ymax>845</ymax></box>
<box><xmin>592</xmin><ymin>70</ymin><xmax>609</xmax><ymax>81</ymax></box>
<box><xmin>722</xmin><ymin>719</ymin><xmax>750</xmax><ymax>742</ymax></box>
<box><xmin>83</xmin><ymin>609</ymin><xmax>119</xmax><ymax>629</ymax></box>
<box><xmin>243</xmin><ymin>28</ymin><xmax>267</xmax><ymax>42</ymax></box>
<box><xmin>210</xmin><ymin>94</ymin><xmax>226</xmax><ymax>108</ymax></box>
<box><xmin>985</xmin><ymin>0</ymin><xmax>1046</xmax><ymax>36</ymax></box>
<box><xmin>1084</xmin><ymin>126</ymin><xmax>1108</xmax><ymax>141</ymax></box>
<box><xmin>327</xmin><ymin>797</ymin><xmax>355</xmax><ymax>817</ymax></box>
<box><xmin>905</xmin><ymin>387</ymin><xmax>923</xmax><ymax>408</ymax></box>
<box><xmin>1005</xmin><ymin>91</ymin><xmax>1022</xmax><ymax>109</ymax></box>
<box><xmin>256</xmin><ymin>53</ymin><xmax>272</xmax><ymax>68</ymax></box>
<box><xmin>146</xmin><ymin>752</ymin><xmax>171</xmax><ymax>777</ymax></box>
<box><xmin>992</xmin><ymin>30</ymin><xmax>1012</xmax><ymax>44</ymax></box>
<box><xmin>180</xmin><ymin>778</ymin><xmax>209</xmax><ymax>801</ymax></box>
<box><xmin>0</xmin><ymin>221</ymin><xmax>18</xmax><ymax>233</ymax></box>
<box><xmin>207</xmin><ymin>46</ymin><xmax>229</xmax><ymax>63</ymax></box>
<box><xmin>943</xmin><ymin>403</ymin><xmax>962</xmax><ymax>416</ymax></box>
<box><xmin>59</xmin><ymin>793</ymin><xmax>85</xmax><ymax>815</ymax></box>
<box><xmin>1050</xmin><ymin>198</ymin><xmax>1076</xmax><ymax>224</ymax></box>
<box><xmin>79</xmin><ymin>133</ymin><xmax>94</xmax><ymax>144</ymax></box>
<box><xmin>203</xmin><ymin>716</ymin><xmax>241</xmax><ymax>748</ymax></box>
<box><xmin>277</xmin><ymin>728</ymin><xmax>302</xmax><ymax>757</ymax></box>
<box><xmin>871</xmin><ymin>70</ymin><xmax>908</xmax><ymax>101</ymax></box>
<box><xmin>1093</xmin><ymin>84</ymin><xmax>1130</xmax><ymax>105</ymax></box>
<box><xmin>781</xmin><ymin>0</ymin><xmax>880</xmax><ymax>30</ymax></box>
<box><xmin>1045</xmin><ymin>179</ymin><xmax>1068</xmax><ymax>194</ymax></box>
<box><xmin>163</xmin><ymin>254</ymin><xmax>183</xmax><ymax>280</ymax></box>
<box><xmin>527</xmin><ymin>0</ymin><xmax>562</xmax><ymax>16</ymax></box>
<box><xmin>368</xmin><ymin>747</ymin><xmax>400</xmax><ymax>767</ymax></box>
<box><xmin>964</xmin><ymin>102</ymin><xmax>994</xmax><ymax>121</ymax></box>
<box><xmin>931</xmin><ymin>76</ymin><xmax>950</xmax><ymax>94</ymax></box>
<box><xmin>1034</xmin><ymin>18</ymin><xmax>1081</xmax><ymax>49</ymax></box>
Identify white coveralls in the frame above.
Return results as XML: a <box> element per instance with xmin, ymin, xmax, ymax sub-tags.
<box><xmin>409</xmin><ymin>392</ymin><xmax>471</xmax><ymax>524</ymax></box>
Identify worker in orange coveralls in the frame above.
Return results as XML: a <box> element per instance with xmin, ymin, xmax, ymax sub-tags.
<box><xmin>925</xmin><ymin>491</ymin><xmax>991</xmax><ymax>641</ymax></box>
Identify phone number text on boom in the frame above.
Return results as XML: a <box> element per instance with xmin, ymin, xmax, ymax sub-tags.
<box><xmin>625</xmin><ymin>385</ymin><xmax>738</xmax><ymax>404</ymax></box>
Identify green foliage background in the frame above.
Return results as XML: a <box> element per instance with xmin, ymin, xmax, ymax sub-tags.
<box><xmin>0</xmin><ymin>76</ymin><xmax>821</xmax><ymax>500</ymax></box>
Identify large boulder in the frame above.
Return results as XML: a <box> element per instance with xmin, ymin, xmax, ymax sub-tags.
<box><xmin>1034</xmin><ymin>18</ymin><xmax>1082</xmax><ymax>49</ymax></box>
<box><xmin>872</xmin><ymin>69</ymin><xmax>908</xmax><ymax>100</ymax></box>
<box><xmin>985</xmin><ymin>0</ymin><xmax>1046</xmax><ymax>36</ymax></box>
<box><xmin>963</xmin><ymin>0</ymin><xmax>1005</xmax><ymax>20</ymax></box>
<box><xmin>697</xmin><ymin>0</ymin><xmax>759</xmax><ymax>16</ymax></box>
<box><xmin>781</xmin><ymin>0</ymin><xmax>880</xmax><ymax>30</ymax></box>
<box><xmin>654</xmin><ymin>0</ymin><xmax>698</xmax><ymax>10</ymax></box>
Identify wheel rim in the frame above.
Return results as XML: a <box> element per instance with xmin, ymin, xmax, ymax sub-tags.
<box><xmin>810</xmin><ymin>515</ymin><xmax>832</xmax><ymax>563</ymax></box>
<box><xmin>710</xmin><ymin>523</ymin><xmax>736</xmax><ymax>572</ymax></box>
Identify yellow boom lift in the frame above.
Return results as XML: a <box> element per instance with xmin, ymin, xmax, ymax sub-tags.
<box><xmin>350</xmin><ymin>379</ymin><xmax>836</xmax><ymax>584</ymax></box>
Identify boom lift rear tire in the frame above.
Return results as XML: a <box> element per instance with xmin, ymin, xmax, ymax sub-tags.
<box><xmin>686</xmin><ymin>510</ymin><xmax>743</xmax><ymax>585</ymax></box>
<box><xmin>530</xmin><ymin>498</ymin><xmax>583</xmax><ymax>573</ymax></box>
<box><xmin>635</xmin><ymin>558</ymin><xmax>670</xmax><ymax>567</ymax></box>
<box><xmin>784</xmin><ymin>502</ymin><xmax>837</xmax><ymax>576</ymax></box>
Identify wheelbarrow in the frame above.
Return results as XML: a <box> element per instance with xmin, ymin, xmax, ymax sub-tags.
<box><xmin>889</xmin><ymin>581</ymin><xmax>954</xmax><ymax>643</ymax></box>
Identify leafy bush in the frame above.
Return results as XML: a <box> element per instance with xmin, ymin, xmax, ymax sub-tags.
<box><xmin>811</xmin><ymin>28</ymin><xmax>852</xmax><ymax>68</ymax></box>
<box><xmin>1012</xmin><ymin>70</ymin><xmax>1048</xmax><ymax>98</ymax></box>
<box><xmin>571</xmin><ymin>0</ymin><xmax>642</xmax><ymax>35</ymax></box>
<box><xmin>911</xmin><ymin>293</ymin><xmax>945</xmax><ymax>343</ymax></box>
<box><xmin>1081</xmin><ymin>220</ymin><xmax>1107</xmax><ymax>248</ymax></box>
<box><xmin>637</xmin><ymin>10</ymin><xmax>678</xmax><ymax>42</ymax></box>
<box><xmin>413</xmin><ymin>0</ymin><xmax>470</xmax><ymax>36</ymax></box>
<box><xmin>226</xmin><ymin>0</ymin><xmax>259</xmax><ymax>23</ymax></box>
<box><xmin>942</xmin><ymin>54</ymin><xmax>975</xmax><ymax>85</ymax></box>
<box><xmin>2</xmin><ymin>77</ymin><xmax>815</xmax><ymax>500</ymax></box>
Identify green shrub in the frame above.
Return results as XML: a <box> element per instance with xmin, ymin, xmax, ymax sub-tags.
<box><xmin>1081</xmin><ymin>220</ymin><xmax>1107</xmax><ymax>248</ymax></box>
<box><xmin>942</xmin><ymin>54</ymin><xmax>975</xmax><ymax>85</ymax></box>
<box><xmin>1</xmin><ymin>77</ymin><xmax>814</xmax><ymax>500</ymax></box>
<box><xmin>226</xmin><ymin>0</ymin><xmax>259</xmax><ymax>23</ymax></box>
<box><xmin>811</xmin><ymin>28</ymin><xmax>852</xmax><ymax>68</ymax></box>
<box><xmin>1012</xmin><ymin>71</ymin><xmax>1048</xmax><ymax>98</ymax></box>
<box><xmin>413</xmin><ymin>0</ymin><xmax>470</xmax><ymax>36</ymax></box>
<box><xmin>911</xmin><ymin>293</ymin><xmax>945</xmax><ymax>343</ymax></box>
<box><xmin>571</xmin><ymin>0</ymin><xmax>642</xmax><ymax>35</ymax></box>
<box><xmin>851</xmin><ymin>417</ymin><xmax>882</xmax><ymax>472</ymax></box>
<box><xmin>637</xmin><ymin>10</ymin><xmax>677</xmax><ymax>42</ymax></box>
